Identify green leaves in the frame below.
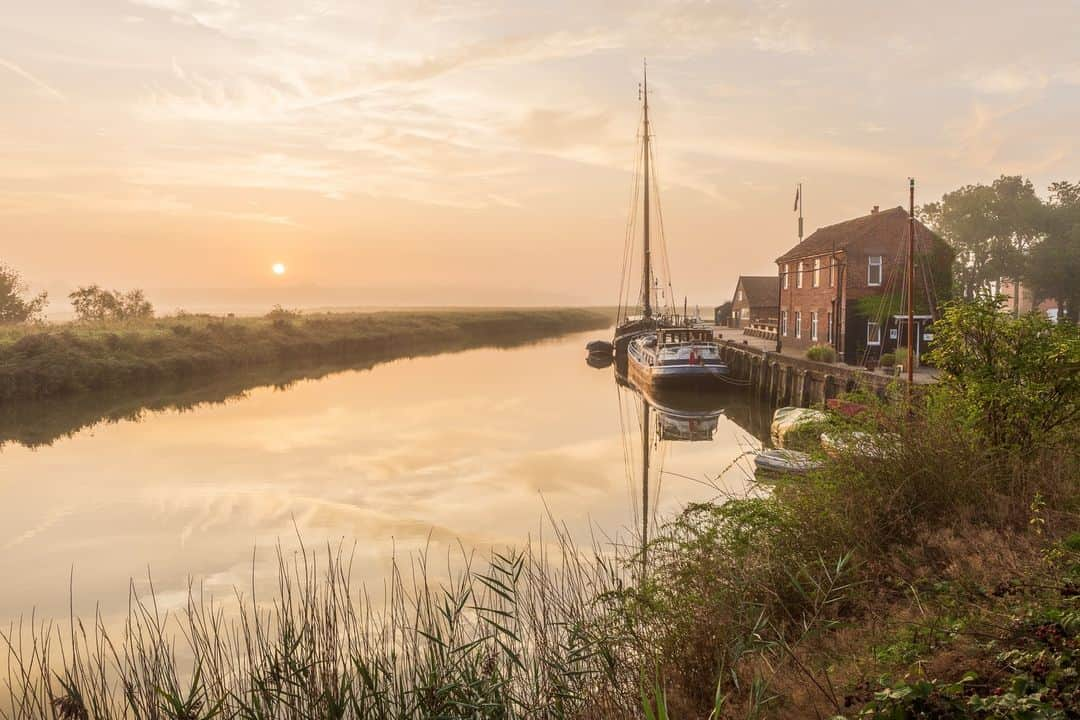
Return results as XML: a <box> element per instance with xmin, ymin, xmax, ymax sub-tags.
<box><xmin>926</xmin><ymin>295</ymin><xmax>1080</xmax><ymax>452</ymax></box>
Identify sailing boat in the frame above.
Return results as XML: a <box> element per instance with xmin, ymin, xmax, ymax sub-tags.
<box><xmin>613</xmin><ymin>63</ymin><xmax>729</xmax><ymax>391</ymax></box>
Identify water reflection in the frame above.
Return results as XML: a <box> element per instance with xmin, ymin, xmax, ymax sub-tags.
<box><xmin>0</xmin><ymin>329</ymin><xmax>768</xmax><ymax>635</ymax></box>
<box><xmin>607</xmin><ymin>367</ymin><xmax>771</xmax><ymax>571</ymax></box>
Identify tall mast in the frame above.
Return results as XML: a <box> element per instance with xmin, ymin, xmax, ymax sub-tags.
<box><xmin>641</xmin><ymin>60</ymin><xmax>652</xmax><ymax>319</ymax></box>
<box><xmin>907</xmin><ymin>178</ymin><xmax>915</xmax><ymax>391</ymax></box>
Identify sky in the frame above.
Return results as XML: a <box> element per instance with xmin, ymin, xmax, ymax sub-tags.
<box><xmin>1</xmin><ymin>0</ymin><xmax>1078</xmax><ymax>312</ymax></box>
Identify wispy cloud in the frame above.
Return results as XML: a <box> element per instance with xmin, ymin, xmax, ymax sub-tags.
<box><xmin>0</xmin><ymin>57</ymin><xmax>65</xmax><ymax>100</ymax></box>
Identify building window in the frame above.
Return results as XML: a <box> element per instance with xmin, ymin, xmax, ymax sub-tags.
<box><xmin>795</xmin><ymin>311</ymin><xmax>802</xmax><ymax>339</ymax></box>
<box><xmin>868</xmin><ymin>256</ymin><xmax>883</xmax><ymax>286</ymax></box>
<box><xmin>828</xmin><ymin>258</ymin><xmax>835</xmax><ymax>287</ymax></box>
<box><xmin>826</xmin><ymin>311</ymin><xmax>833</xmax><ymax>343</ymax></box>
<box><xmin>783</xmin><ymin>264</ymin><xmax>789</xmax><ymax>290</ymax></box>
<box><xmin>867</xmin><ymin>321</ymin><xmax>881</xmax><ymax>345</ymax></box>
<box><xmin>813</xmin><ymin>259</ymin><xmax>820</xmax><ymax>287</ymax></box>
<box><xmin>810</xmin><ymin>311</ymin><xmax>818</xmax><ymax>341</ymax></box>
<box><xmin>740</xmin><ymin>308</ymin><xmax>749</xmax><ymax>321</ymax></box>
<box><xmin>781</xmin><ymin>310</ymin><xmax>788</xmax><ymax>336</ymax></box>
<box><xmin>737</xmin><ymin>288</ymin><xmax>744</xmax><ymax>301</ymax></box>
<box><xmin>796</xmin><ymin>262</ymin><xmax>803</xmax><ymax>289</ymax></box>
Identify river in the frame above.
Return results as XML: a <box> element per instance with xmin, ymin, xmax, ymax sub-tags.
<box><xmin>0</xmin><ymin>328</ymin><xmax>770</xmax><ymax>631</ymax></box>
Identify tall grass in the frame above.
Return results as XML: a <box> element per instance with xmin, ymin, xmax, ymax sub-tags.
<box><xmin>0</xmin><ymin>309</ymin><xmax>613</xmax><ymax>402</ymax></box>
<box><xmin>3</xmin><ymin>530</ymin><xmax>642</xmax><ymax>720</ymax></box>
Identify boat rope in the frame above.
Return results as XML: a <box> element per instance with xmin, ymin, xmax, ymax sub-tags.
<box><xmin>648</xmin><ymin>140</ymin><xmax>677</xmax><ymax>318</ymax></box>
<box><xmin>616</xmin><ymin>107</ymin><xmax>645</xmax><ymax>326</ymax></box>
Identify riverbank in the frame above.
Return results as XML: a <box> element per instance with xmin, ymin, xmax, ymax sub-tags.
<box><xmin>2</xmin><ymin>299</ymin><xmax>1076</xmax><ymax>719</ymax></box>
<box><xmin>0</xmin><ymin>307</ymin><xmax>612</xmax><ymax>402</ymax></box>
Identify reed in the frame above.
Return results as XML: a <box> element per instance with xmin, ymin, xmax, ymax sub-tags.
<box><xmin>2</xmin><ymin>529</ymin><xmax>642</xmax><ymax>720</ymax></box>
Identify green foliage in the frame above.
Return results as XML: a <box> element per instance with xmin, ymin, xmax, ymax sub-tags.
<box><xmin>1029</xmin><ymin>181</ymin><xmax>1080</xmax><ymax>322</ymax></box>
<box><xmin>0</xmin><ymin>309</ymin><xmax>612</xmax><ymax>402</ymax></box>
<box><xmin>0</xmin><ymin>263</ymin><xmax>47</xmax><ymax>323</ymax></box>
<box><xmin>926</xmin><ymin>295</ymin><xmax>1080</xmax><ymax>451</ymax></box>
<box><xmin>879</xmin><ymin>352</ymin><xmax>896</xmax><ymax>368</ymax></box>
<box><xmin>922</xmin><ymin>175</ymin><xmax>1047</xmax><ymax>305</ymax></box>
<box><xmin>806</xmin><ymin>344</ymin><xmax>837</xmax><ymax>363</ymax></box>
<box><xmin>69</xmin><ymin>285</ymin><xmax>154</xmax><ymax>321</ymax></box>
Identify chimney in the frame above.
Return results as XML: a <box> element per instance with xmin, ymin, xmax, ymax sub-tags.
<box><xmin>871</xmin><ymin>205</ymin><xmax>880</xmax><ymax>214</ymax></box>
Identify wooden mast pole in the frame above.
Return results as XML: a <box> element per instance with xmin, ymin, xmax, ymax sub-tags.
<box><xmin>641</xmin><ymin>59</ymin><xmax>652</xmax><ymax>320</ymax></box>
<box><xmin>907</xmin><ymin>178</ymin><xmax>916</xmax><ymax>392</ymax></box>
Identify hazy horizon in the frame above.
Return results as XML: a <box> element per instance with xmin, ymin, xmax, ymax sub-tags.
<box><xmin>3</xmin><ymin>1</ymin><xmax>1078</xmax><ymax>310</ymax></box>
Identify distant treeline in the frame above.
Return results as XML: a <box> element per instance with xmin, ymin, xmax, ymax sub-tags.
<box><xmin>0</xmin><ymin>308</ymin><xmax>612</xmax><ymax>403</ymax></box>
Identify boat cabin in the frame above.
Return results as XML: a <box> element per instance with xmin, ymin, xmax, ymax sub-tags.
<box><xmin>657</xmin><ymin>327</ymin><xmax>713</xmax><ymax>346</ymax></box>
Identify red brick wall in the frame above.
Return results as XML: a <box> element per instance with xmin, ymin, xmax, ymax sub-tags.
<box><xmin>778</xmin><ymin>254</ymin><xmax>840</xmax><ymax>351</ymax></box>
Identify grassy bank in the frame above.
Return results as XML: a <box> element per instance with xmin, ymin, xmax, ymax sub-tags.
<box><xmin>0</xmin><ymin>308</ymin><xmax>612</xmax><ymax>402</ymax></box>
<box><xmin>3</xmin><ymin>299</ymin><xmax>1077</xmax><ymax>719</ymax></box>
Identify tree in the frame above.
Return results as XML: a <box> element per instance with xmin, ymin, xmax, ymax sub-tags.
<box><xmin>921</xmin><ymin>176</ymin><xmax>1047</xmax><ymax>314</ymax></box>
<box><xmin>920</xmin><ymin>184</ymin><xmax>998</xmax><ymax>300</ymax></box>
<box><xmin>987</xmin><ymin>175</ymin><xmax>1045</xmax><ymax>316</ymax></box>
<box><xmin>1029</xmin><ymin>180</ymin><xmax>1080</xmax><ymax>322</ymax></box>
<box><xmin>69</xmin><ymin>286</ymin><xmax>154</xmax><ymax>322</ymax></box>
<box><xmin>0</xmin><ymin>263</ymin><xmax>48</xmax><ymax>323</ymax></box>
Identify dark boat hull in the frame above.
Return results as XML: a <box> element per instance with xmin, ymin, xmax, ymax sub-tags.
<box><xmin>627</xmin><ymin>354</ymin><xmax>730</xmax><ymax>391</ymax></box>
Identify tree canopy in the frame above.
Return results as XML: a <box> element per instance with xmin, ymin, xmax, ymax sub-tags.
<box><xmin>921</xmin><ymin>175</ymin><xmax>1076</xmax><ymax>321</ymax></box>
<box><xmin>0</xmin><ymin>263</ymin><xmax>48</xmax><ymax>323</ymax></box>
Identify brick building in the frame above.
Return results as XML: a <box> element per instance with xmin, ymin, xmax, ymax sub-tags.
<box><xmin>729</xmin><ymin>275</ymin><xmax>779</xmax><ymax>328</ymax></box>
<box><xmin>775</xmin><ymin>206</ymin><xmax>953</xmax><ymax>363</ymax></box>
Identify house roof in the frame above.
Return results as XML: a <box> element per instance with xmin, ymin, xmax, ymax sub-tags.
<box><xmin>775</xmin><ymin>206</ymin><xmax>942</xmax><ymax>263</ymax></box>
<box><xmin>735</xmin><ymin>275</ymin><xmax>779</xmax><ymax>307</ymax></box>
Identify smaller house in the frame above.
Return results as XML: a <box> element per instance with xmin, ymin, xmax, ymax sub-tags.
<box><xmin>729</xmin><ymin>276</ymin><xmax>779</xmax><ymax>329</ymax></box>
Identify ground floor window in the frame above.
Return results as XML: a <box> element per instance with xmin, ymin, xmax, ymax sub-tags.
<box><xmin>781</xmin><ymin>310</ymin><xmax>788</xmax><ymax>336</ymax></box>
<box><xmin>795</xmin><ymin>311</ymin><xmax>802</xmax><ymax>339</ymax></box>
<box><xmin>867</xmin><ymin>320</ymin><xmax>881</xmax><ymax>345</ymax></box>
<box><xmin>826</xmin><ymin>311</ymin><xmax>833</xmax><ymax>343</ymax></box>
<box><xmin>810</xmin><ymin>311</ymin><xmax>818</xmax><ymax>341</ymax></box>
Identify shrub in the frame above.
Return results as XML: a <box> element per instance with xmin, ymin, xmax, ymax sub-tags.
<box><xmin>806</xmin><ymin>344</ymin><xmax>836</xmax><ymax>363</ymax></box>
<box><xmin>927</xmin><ymin>296</ymin><xmax>1080</xmax><ymax>452</ymax></box>
<box><xmin>69</xmin><ymin>285</ymin><xmax>153</xmax><ymax>321</ymax></box>
<box><xmin>893</xmin><ymin>345</ymin><xmax>917</xmax><ymax>368</ymax></box>
<box><xmin>0</xmin><ymin>263</ymin><xmax>47</xmax><ymax>323</ymax></box>
<box><xmin>879</xmin><ymin>352</ymin><xmax>896</xmax><ymax>368</ymax></box>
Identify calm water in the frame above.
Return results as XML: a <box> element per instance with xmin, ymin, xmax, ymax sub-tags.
<box><xmin>0</xmin><ymin>329</ymin><xmax>769</xmax><ymax>628</ymax></box>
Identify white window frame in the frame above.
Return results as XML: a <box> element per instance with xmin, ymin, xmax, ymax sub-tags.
<box><xmin>826</xmin><ymin>311</ymin><xmax>833</xmax><ymax>343</ymax></box>
<box><xmin>867</xmin><ymin>321</ymin><xmax>881</xmax><ymax>345</ymax></box>
<box><xmin>737</xmin><ymin>288</ymin><xmax>744</xmax><ymax>301</ymax></box>
<box><xmin>828</xmin><ymin>257</ymin><xmax>835</xmax><ymax>287</ymax></box>
<box><xmin>796</xmin><ymin>262</ymin><xmax>803</xmax><ymax>289</ymax></box>
<box><xmin>740</xmin><ymin>308</ymin><xmax>749</xmax><ymax>320</ymax></box>
<box><xmin>868</xmin><ymin>256</ymin><xmax>883</xmax><ymax>286</ymax></box>
<box><xmin>783</xmin><ymin>264</ymin><xmax>789</xmax><ymax>290</ymax></box>
<box><xmin>795</xmin><ymin>311</ymin><xmax>802</xmax><ymax>339</ymax></box>
<box><xmin>781</xmin><ymin>310</ymin><xmax>788</xmax><ymax>337</ymax></box>
<box><xmin>810</xmin><ymin>311</ymin><xmax>818</xmax><ymax>341</ymax></box>
<box><xmin>812</xmin><ymin>259</ymin><xmax>820</xmax><ymax>288</ymax></box>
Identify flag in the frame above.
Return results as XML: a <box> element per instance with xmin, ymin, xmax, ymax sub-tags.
<box><xmin>793</xmin><ymin>185</ymin><xmax>800</xmax><ymax>212</ymax></box>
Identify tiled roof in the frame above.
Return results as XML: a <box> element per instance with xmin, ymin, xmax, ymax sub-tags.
<box><xmin>736</xmin><ymin>276</ymin><xmax>779</xmax><ymax>307</ymax></box>
<box><xmin>775</xmin><ymin>207</ymin><xmax>940</xmax><ymax>263</ymax></box>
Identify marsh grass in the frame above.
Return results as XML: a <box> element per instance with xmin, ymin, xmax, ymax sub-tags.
<box><xmin>2</xmin><ymin>528</ymin><xmax>643</xmax><ymax>720</ymax></box>
<box><xmin>0</xmin><ymin>308</ymin><xmax>613</xmax><ymax>402</ymax></box>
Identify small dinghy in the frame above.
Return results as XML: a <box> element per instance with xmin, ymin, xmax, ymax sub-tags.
<box><xmin>754</xmin><ymin>448</ymin><xmax>822</xmax><ymax>475</ymax></box>
<box><xmin>586</xmin><ymin>340</ymin><xmax>614</xmax><ymax>357</ymax></box>
<box><xmin>586</xmin><ymin>352</ymin><xmax>613</xmax><ymax>369</ymax></box>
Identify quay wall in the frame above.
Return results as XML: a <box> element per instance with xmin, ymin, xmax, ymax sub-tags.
<box><xmin>719</xmin><ymin>341</ymin><xmax>892</xmax><ymax>407</ymax></box>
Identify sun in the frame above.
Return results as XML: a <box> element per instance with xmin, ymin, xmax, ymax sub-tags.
<box><xmin>272</xmin><ymin>262</ymin><xmax>286</xmax><ymax>276</ymax></box>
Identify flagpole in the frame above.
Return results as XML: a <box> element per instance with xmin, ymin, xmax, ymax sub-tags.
<box><xmin>797</xmin><ymin>182</ymin><xmax>804</xmax><ymax>241</ymax></box>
